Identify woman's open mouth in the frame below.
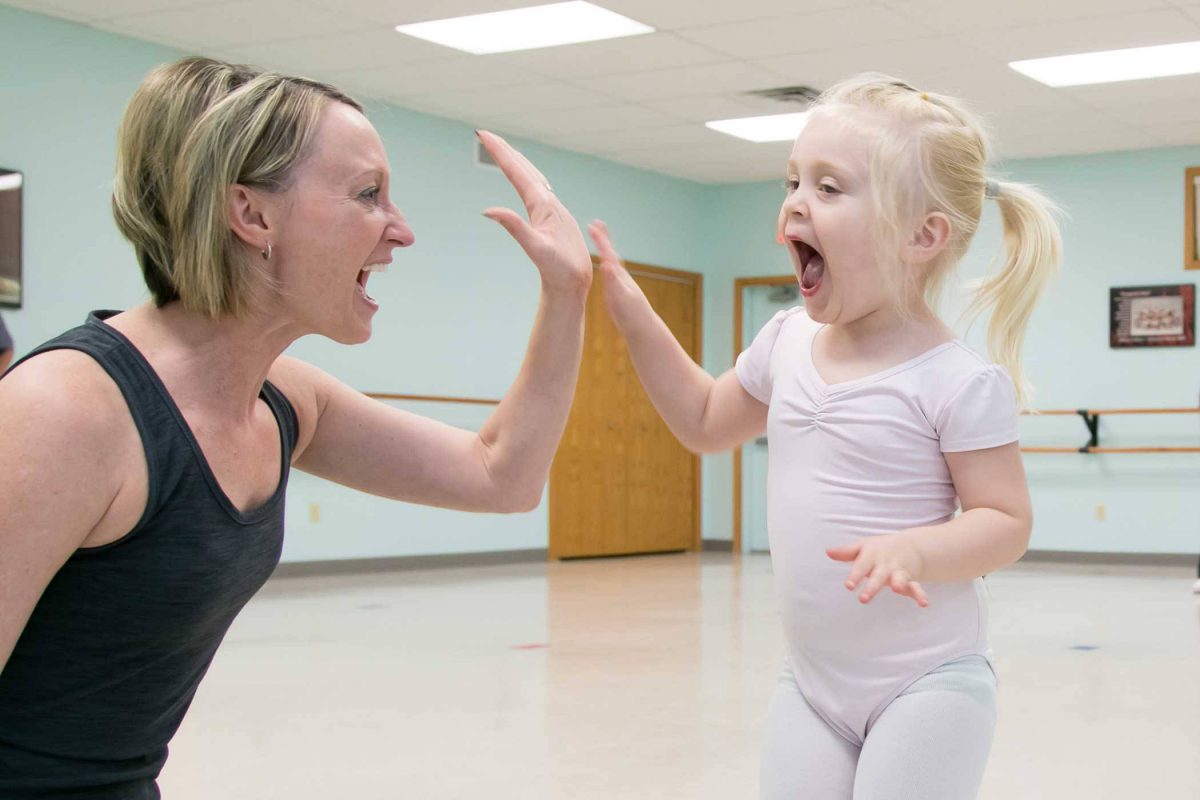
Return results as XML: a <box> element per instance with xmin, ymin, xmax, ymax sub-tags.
<box><xmin>357</xmin><ymin>261</ymin><xmax>389</xmax><ymax>305</ymax></box>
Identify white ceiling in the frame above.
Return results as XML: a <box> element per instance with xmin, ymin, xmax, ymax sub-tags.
<box><xmin>8</xmin><ymin>0</ymin><xmax>1200</xmax><ymax>183</ymax></box>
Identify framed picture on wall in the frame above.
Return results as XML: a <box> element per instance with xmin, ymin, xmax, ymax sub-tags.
<box><xmin>1186</xmin><ymin>166</ymin><xmax>1200</xmax><ymax>271</ymax></box>
<box><xmin>1110</xmin><ymin>284</ymin><xmax>1195</xmax><ymax>348</ymax></box>
<box><xmin>0</xmin><ymin>167</ymin><xmax>22</xmax><ymax>308</ymax></box>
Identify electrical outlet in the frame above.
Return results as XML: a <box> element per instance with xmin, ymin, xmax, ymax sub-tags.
<box><xmin>308</xmin><ymin>503</ymin><xmax>320</xmax><ymax>523</ymax></box>
<box><xmin>1094</xmin><ymin>504</ymin><xmax>1106</xmax><ymax>521</ymax></box>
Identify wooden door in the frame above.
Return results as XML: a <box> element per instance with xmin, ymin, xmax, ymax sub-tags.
<box><xmin>548</xmin><ymin>261</ymin><xmax>702</xmax><ymax>559</ymax></box>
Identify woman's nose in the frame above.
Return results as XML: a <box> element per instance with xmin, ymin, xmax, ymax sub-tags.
<box><xmin>389</xmin><ymin>212</ymin><xmax>414</xmax><ymax>248</ymax></box>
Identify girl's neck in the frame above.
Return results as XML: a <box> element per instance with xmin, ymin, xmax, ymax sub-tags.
<box><xmin>822</xmin><ymin>302</ymin><xmax>954</xmax><ymax>359</ymax></box>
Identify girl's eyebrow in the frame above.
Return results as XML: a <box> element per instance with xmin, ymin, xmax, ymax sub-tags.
<box><xmin>787</xmin><ymin>158</ymin><xmax>850</xmax><ymax>176</ymax></box>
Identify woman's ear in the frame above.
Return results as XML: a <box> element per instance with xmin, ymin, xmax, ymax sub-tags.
<box><xmin>227</xmin><ymin>184</ymin><xmax>272</xmax><ymax>251</ymax></box>
<box><xmin>904</xmin><ymin>211</ymin><xmax>951</xmax><ymax>265</ymax></box>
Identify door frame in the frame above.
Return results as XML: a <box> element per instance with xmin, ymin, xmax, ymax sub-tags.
<box><xmin>732</xmin><ymin>275</ymin><xmax>796</xmax><ymax>554</ymax></box>
<box><xmin>547</xmin><ymin>256</ymin><xmax>705</xmax><ymax>558</ymax></box>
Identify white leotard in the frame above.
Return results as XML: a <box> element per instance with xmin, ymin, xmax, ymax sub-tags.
<box><xmin>736</xmin><ymin>307</ymin><xmax>1018</xmax><ymax>745</ymax></box>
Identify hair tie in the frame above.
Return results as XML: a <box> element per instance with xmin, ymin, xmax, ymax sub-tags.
<box><xmin>920</xmin><ymin>92</ymin><xmax>929</xmax><ymax>101</ymax></box>
<box><xmin>984</xmin><ymin>179</ymin><xmax>1001</xmax><ymax>199</ymax></box>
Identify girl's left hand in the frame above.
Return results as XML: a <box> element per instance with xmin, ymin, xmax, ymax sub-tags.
<box><xmin>826</xmin><ymin>533</ymin><xmax>929</xmax><ymax>608</ymax></box>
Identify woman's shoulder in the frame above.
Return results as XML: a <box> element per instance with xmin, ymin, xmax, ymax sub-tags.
<box><xmin>2</xmin><ymin>348</ymin><xmax>134</xmax><ymax>441</ymax></box>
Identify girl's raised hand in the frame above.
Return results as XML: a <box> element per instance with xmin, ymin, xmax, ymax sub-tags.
<box><xmin>587</xmin><ymin>220</ymin><xmax>654</xmax><ymax>334</ymax></box>
<box><xmin>826</xmin><ymin>533</ymin><xmax>929</xmax><ymax>608</ymax></box>
<box><xmin>477</xmin><ymin>130</ymin><xmax>592</xmax><ymax>296</ymax></box>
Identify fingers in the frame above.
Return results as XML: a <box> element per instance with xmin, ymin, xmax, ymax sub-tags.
<box><xmin>587</xmin><ymin>220</ymin><xmax>619</xmax><ymax>264</ymax></box>
<box><xmin>829</xmin><ymin>544</ymin><xmax>928</xmax><ymax>607</ymax></box>
<box><xmin>826</xmin><ymin>545</ymin><xmax>868</xmax><ymax>592</ymax></box>
<box><xmin>477</xmin><ymin>130</ymin><xmax>553</xmax><ymax>212</ymax></box>
<box><xmin>482</xmin><ymin>207</ymin><xmax>536</xmax><ymax>257</ymax></box>
<box><xmin>587</xmin><ymin>220</ymin><xmax>628</xmax><ymax>284</ymax></box>
<box><xmin>857</xmin><ymin>568</ymin><xmax>928</xmax><ymax>607</ymax></box>
<box><xmin>859</xmin><ymin>567</ymin><xmax>889</xmax><ymax>603</ymax></box>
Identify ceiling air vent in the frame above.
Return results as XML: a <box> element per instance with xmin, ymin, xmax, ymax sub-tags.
<box><xmin>742</xmin><ymin>85</ymin><xmax>821</xmax><ymax>105</ymax></box>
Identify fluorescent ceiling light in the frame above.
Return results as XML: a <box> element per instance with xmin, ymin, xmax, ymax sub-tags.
<box><xmin>1010</xmin><ymin>40</ymin><xmax>1200</xmax><ymax>87</ymax></box>
<box><xmin>395</xmin><ymin>1</ymin><xmax>654</xmax><ymax>55</ymax></box>
<box><xmin>705</xmin><ymin>112</ymin><xmax>812</xmax><ymax>143</ymax></box>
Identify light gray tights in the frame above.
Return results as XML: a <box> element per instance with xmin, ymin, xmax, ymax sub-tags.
<box><xmin>760</xmin><ymin>656</ymin><xmax>997</xmax><ymax>799</ymax></box>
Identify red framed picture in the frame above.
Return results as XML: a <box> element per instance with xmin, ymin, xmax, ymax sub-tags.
<box><xmin>1110</xmin><ymin>284</ymin><xmax>1195</xmax><ymax>348</ymax></box>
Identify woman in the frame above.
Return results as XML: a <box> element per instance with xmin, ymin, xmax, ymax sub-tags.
<box><xmin>0</xmin><ymin>57</ymin><xmax>592</xmax><ymax>798</ymax></box>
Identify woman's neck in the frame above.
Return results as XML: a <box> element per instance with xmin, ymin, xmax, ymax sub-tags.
<box><xmin>103</xmin><ymin>300</ymin><xmax>302</xmax><ymax>422</ymax></box>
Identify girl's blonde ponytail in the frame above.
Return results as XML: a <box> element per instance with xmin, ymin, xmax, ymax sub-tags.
<box><xmin>963</xmin><ymin>180</ymin><xmax>1062</xmax><ymax>406</ymax></box>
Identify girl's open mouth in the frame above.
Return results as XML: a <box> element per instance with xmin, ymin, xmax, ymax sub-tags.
<box><xmin>795</xmin><ymin>241</ymin><xmax>825</xmax><ymax>296</ymax></box>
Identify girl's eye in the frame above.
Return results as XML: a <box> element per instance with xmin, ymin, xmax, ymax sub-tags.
<box><xmin>784</xmin><ymin>178</ymin><xmax>799</xmax><ymax>193</ymax></box>
<box><xmin>817</xmin><ymin>182</ymin><xmax>840</xmax><ymax>195</ymax></box>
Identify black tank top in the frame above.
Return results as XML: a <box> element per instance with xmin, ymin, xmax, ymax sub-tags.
<box><xmin>0</xmin><ymin>311</ymin><xmax>296</xmax><ymax>799</ymax></box>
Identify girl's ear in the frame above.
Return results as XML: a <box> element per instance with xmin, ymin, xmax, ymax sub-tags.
<box><xmin>904</xmin><ymin>211</ymin><xmax>951</xmax><ymax>265</ymax></box>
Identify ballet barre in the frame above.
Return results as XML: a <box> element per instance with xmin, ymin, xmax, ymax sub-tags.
<box><xmin>1021</xmin><ymin>407</ymin><xmax>1200</xmax><ymax>454</ymax></box>
<box><xmin>366</xmin><ymin>392</ymin><xmax>501</xmax><ymax>406</ymax></box>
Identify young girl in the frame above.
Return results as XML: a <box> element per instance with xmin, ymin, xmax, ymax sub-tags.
<box><xmin>586</xmin><ymin>74</ymin><xmax>1061</xmax><ymax>798</ymax></box>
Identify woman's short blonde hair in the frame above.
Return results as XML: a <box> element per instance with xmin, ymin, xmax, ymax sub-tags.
<box><xmin>112</xmin><ymin>57</ymin><xmax>362</xmax><ymax>317</ymax></box>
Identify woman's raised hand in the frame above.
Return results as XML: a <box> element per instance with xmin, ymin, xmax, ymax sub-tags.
<box><xmin>477</xmin><ymin>130</ymin><xmax>592</xmax><ymax>296</ymax></box>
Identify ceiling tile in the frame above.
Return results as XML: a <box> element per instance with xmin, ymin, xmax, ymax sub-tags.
<box><xmin>999</xmin><ymin>124</ymin><xmax>1162</xmax><ymax>159</ymax></box>
<box><xmin>492</xmin><ymin>33</ymin><xmax>727</xmax><ymax>80</ymax></box>
<box><xmin>677</xmin><ymin>5</ymin><xmax>926</xmax><ymax>60</ymax></box>
<box><xmin>300</xmin><ymin>0</ymin><xmax>536</xmax><ymax>26</ymax></box>
<box><xmin>329</xmin><ymin>57</ymin><xmax>543</xmax><ymax>98</ymax></box>
<box><xmin>478</xmin><ymin>104</ymin><xmax>684</xmax><ymax>139</ymax></box>
<box><xmin>648</xmin><ymin>94</ymin><xmax>795</xmax><ymax>122</ymax></box>
<box><xmin>1101</xmin><ymin>98</ymin><xmax>1200</xmax><ymax>126</ymax></box>
<box><xmin>1061</xmin><ymin>72</ymin><xmax>1200</xmax><ymax>108</ymax></box>
<box><xmin>575</xmin><ymin>61</ymin><xmax>789</xmax><ymax>103</ymax></box>
<box><xmin>755</xmin><ymin>36</ymin><xmax>993</xmax><ymax>92</ymax></box>
<box><xmin>922</xmin><ymin>64</ymin><xmax>1073</xmax><ymax>115</ymax></box>
<box><xmin>881</xmin><ymin>0</ymin><xmax>1175</xmax><ymax>34</ymax></box>
<box><xmin>598</xmin><ymin>0</ymin><xmax>871</xmax><ymax>30</ymax></box>
<box><xmin>959</xmin><ymin>8</ymin><xmax>1200</xmax><ymax>61</ymax></box>
<box><xmin>92</xmin><ymin>0</ymin><xmax>367</xmax><ymax>49</ymax></box>
<box><xmin>1158</xmin><ymin>3</ymin><xmax>1200</xmax><ymax>25</ymax></box>
<box><xmin>398</xmin><ymin>81</ymin><xmax>622</xmax><ymax>120</ymax></box>
<box><xmin>1</xmin><ymin>0</ymin><xmax>223</xmax><ymax>21</ymax></box>
<box><xmin>541</xmin><ymin>124</ymin><xmax>744</xmax><ymax>155</ymax></box>
<box><xmin>1145</xmin><ymin>121</ymin><xmax>1200</xmax><ymax>145</ymax></box>
<box><xmin>220</xmin><ymin>28</ymin><xmax>455</xmax><ymax>76</ymax></box>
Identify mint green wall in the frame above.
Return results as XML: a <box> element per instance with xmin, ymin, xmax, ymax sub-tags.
<box><xmin>3</xmin><ymin>4</ymin><xmax>1194</xmax><ymax>559</ymax></box>
<box><xmin>704</xmin><ymin>150</ymin><xmax>1200</xmax><ymax>554</ymax></box>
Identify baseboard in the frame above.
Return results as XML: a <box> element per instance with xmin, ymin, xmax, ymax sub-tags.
<box><xmin>1021</xmin><ymin>549</ymin><xmax>1195</xmax><ymax>568</ymax></box>
<box><xmin>271</xmin><ymin>548</ymin><xmax>549</xmax><ymax>578</ymax></box>
<box><xmin>269</xmin><ymin>545</ymin><xmax>1191</xmax><ymax>578</ymax></box>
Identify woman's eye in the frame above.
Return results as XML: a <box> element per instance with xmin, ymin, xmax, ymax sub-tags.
<box><xmin>359</xmin><ymin>186</ymin><xmax>380</xmax><ymax>203</ymax></box>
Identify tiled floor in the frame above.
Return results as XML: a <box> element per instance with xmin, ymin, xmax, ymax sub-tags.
<box><xmin>158</xmin><ymin>553</ymin><xmax>1200</xmax><ymax>799</ymax></box>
